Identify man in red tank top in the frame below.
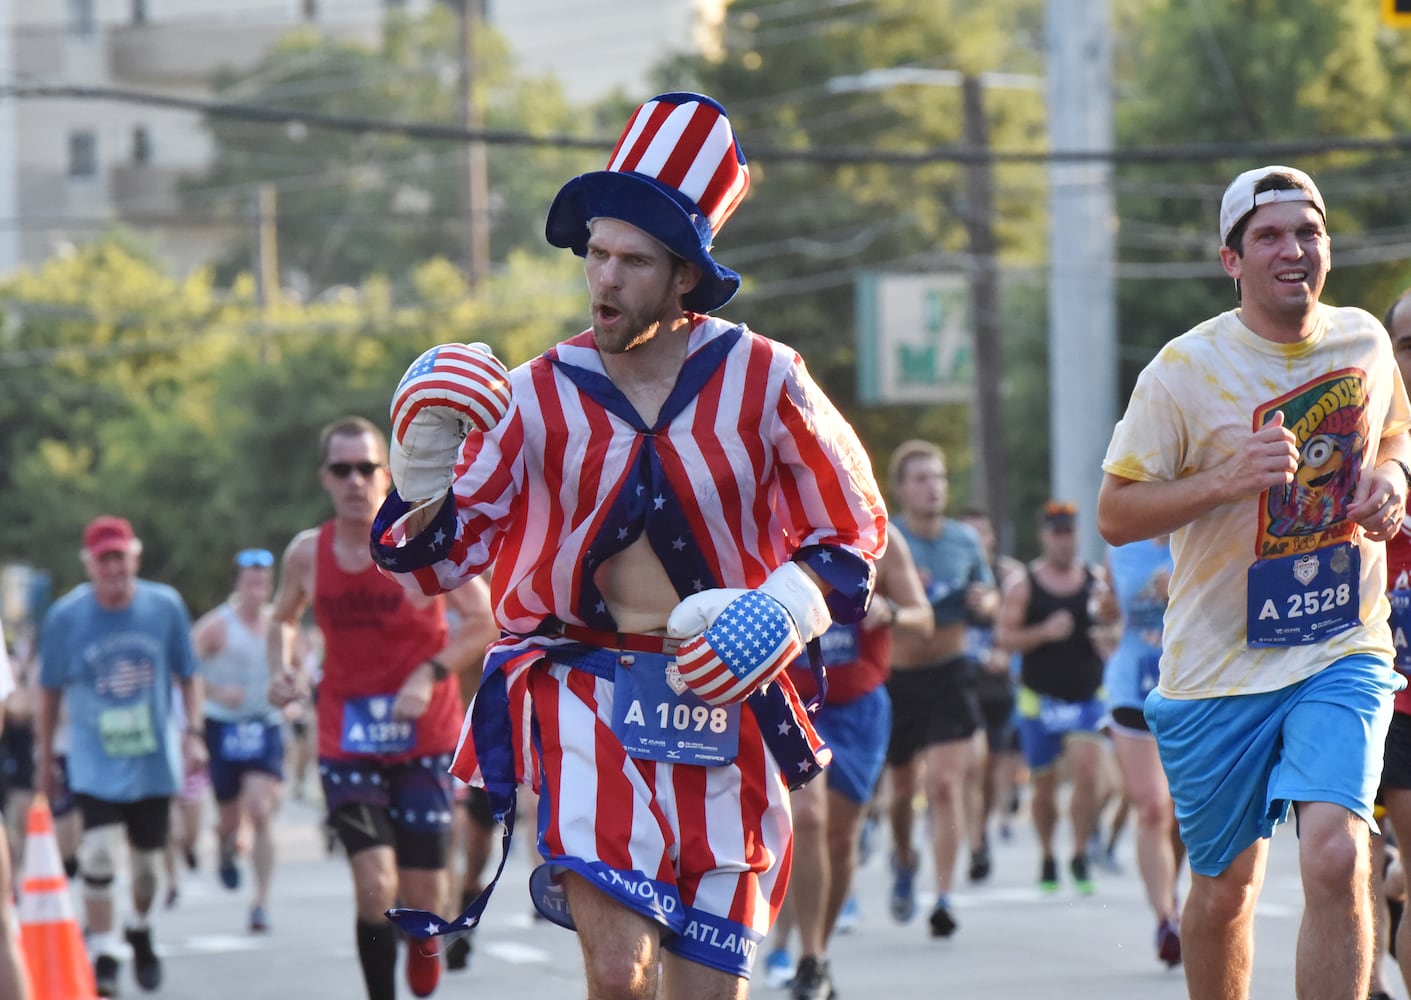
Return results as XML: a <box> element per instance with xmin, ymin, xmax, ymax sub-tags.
<box><xmin>1373</xmin><ymin>288</ymin><xmax>1411</xmax><ymax>1000</ymax></box>
<box><xmin>267</xmin><ymin>416</ymin><xmax>491</xmax><ymax>1000</ymax></box>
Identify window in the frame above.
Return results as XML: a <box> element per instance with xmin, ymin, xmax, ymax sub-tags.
<box><xmin>68</xmin><ymin>131</ymin><xmax>98</xmax><ymax>178</ymax></box>
<box><xmin>131</xmin><ymin>126</ymin><xmax>151</xmax><ymax>165</ymax></box>
<box><xmin>67</xmin><ymin>0</ymin><xmax>94</xmax><ymax>36</ymax></box>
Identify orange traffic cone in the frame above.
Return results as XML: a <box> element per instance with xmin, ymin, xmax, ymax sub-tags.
<box><xmin>18</xmin><ymin>795</ymin><xmax>97</xmax><ymax>1000</ymax></box>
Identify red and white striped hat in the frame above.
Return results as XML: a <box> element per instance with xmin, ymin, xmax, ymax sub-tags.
<box><xmin>546</xmin><ymin>92</ymin><xmax>751</xmax><ymax>313</ymax></box>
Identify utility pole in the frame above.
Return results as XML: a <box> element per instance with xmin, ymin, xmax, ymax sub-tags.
<box><xmin>1045</xmin><ymin>0</ymin><xmax>1115</xmax><ymax>561</ymax></box>
<box><xmin>961</xmin><ymin>75</ymin><xmax>1009</xmax><ymax>543</ymax></box>
<box><xmin>252</xmin><ymin>183</ymin><xmax>279</xmax><ymax>362</ymax></box>
<box><xmin>253</xmin><ymin>183</ymin><xmax>279</xmax><ymax>308</ymax></box>
<box><xmin>0</xmin><ymin>0</ymin><xmax>18</xmax><ymax>275</ymax></box>
<box><xmin>457</xmin><ymin>0</ymin><xmax>490</xmax><ymax>287</ymax></box>
<box><xmin>827</xmin><ymin>67</ymin><xmax>1037</xmax><ymax>546</ymax></box>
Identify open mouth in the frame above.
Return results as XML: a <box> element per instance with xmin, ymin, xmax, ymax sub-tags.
<box><xmin>595</xmin><ymin>304</ymin><xmax>622</xmax><ymax>325</ymax></box>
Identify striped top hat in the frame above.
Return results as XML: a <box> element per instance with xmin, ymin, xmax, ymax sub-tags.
<box><xmin>546</xmin><ymin>92</ymin><xmax>751</xmax><ymax>313</ymax></box>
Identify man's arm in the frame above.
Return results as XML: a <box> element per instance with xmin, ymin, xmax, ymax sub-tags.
<box><xmin>36</xmin><ymin>687</ymin><xmax>61</xmax><ymax>801</ymax></box>
<box><xmin>267</xmin><ymin>531</ymin><xmax>316</xmax><ymax>708</ymax></box>
<box><xmin>1347</xmin><ymin>429</ymin><xmax>1411</xmax><ymax>542</ymax></box>
<box><xmin>1098</xmin><ymin>411</ymin><xmax>1300</xmax><ymax>546</ymax></box>
<box><xmin>870</xmin><ymin>530</ymin><xmax>933</xmax><ymax>639</ymax></box>
<box><xmin>439</xmin><ymin>575</ymin><xmax>498</xmax><ymax>689</ymax></box>
<box><xmin>392</xmin><ymin>575</ymin><xmax>498</xmax><ymax>721</ymax></box>
<box><xmin>995</xmin><ymin>573</ymin><xmax>1071</xmax><ymax>655</ymax></box>
<box><xmin>178</xmin><ymin>671</ymin><xmax>208</xmax><ymax>770</ymax></box>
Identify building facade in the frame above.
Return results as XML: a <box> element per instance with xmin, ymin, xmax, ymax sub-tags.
<box><xmin>0</xmin><ymin>0</ymin><xmax>718</xmax><ymax>276</ymax></box>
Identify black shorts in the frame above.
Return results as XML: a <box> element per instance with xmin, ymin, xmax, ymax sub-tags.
<box><xmin>1</xmin><ymin>723</ymin><xmax>36</xmax><ymax>798</ymax></box>
<box><xmin>975</xmin><ymin>670</ymin><xmax>1016</xmax><ymax>752</ymax></box>
<box><xmin>1110</xmin><ymin>706</ymin><xmax>1151</xmax><ymax>734</ymax></box>
<box><xmin>1382</xmin><ymin>711</ymin><xmax>1411</xmax><ymax>791</ymax></box>
<box><xmin>463</xmin><ymin>785</ymin><xmax>496</xmax><ymax>830</ymax></box>
<box><xmin>321</xmin><ymin>754</ymin><xmax>453</xmax><ymax>870</ymax></box>
<box><xmin>74</xmin><ymin>794</ymin><xmax>172</xmax><ymax>852</ymax></box>
<box><xmin>885</xmin><ymin>658</ymin><xmax>983</xmax><ymax>766</ymax></box>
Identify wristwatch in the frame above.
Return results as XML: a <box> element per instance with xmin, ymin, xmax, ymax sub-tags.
<box><xmin>427</xmin><ymin>658</ymin><xmax>450</xmax><ymax>682</ymax></box>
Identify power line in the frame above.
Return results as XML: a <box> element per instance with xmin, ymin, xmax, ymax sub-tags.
<box><xmin>9</xmin><ymin>82</ymin><xmax>1411</xmax><ymax>166</ymax></box>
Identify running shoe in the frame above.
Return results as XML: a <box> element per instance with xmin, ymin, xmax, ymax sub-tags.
<box><xmin>763</xmin><ymin>947</ymin><xmax>794</xmax><ymax>989</ymax></box>
<box><xmin>445</xmin><ymin>928</ymin><xmax>475</xmax><ymax>971</ymax></box>
<box><xmin>968</xmin><ymin>842</ymin><xmax>992</xmax><ymax>883</ymax></box>
<box><xmin>1038</xmin><ymin>855</ymin><xmax>1059</xmax><ymax>895</ymax></box>
<box><xmin>1070</xmin><ymin>854</ymin><xmax>1095</xmax><ymax>896</ymax></box>
<box><xmin>928</xmin><ymin>898</ymin><xmax>958</xmax><ymax>938</ymax></box>
<box><xmin>1094</xmin><ymin>843</ymin><xmax>1124</xmax><ymax>875</ymax></box>
<box><xmin>791</xmin><ymin>955</ymin><xmax>834</xmax><ymax>1000</ymax></box>
<box><xmin>405</xmin><ymin>938</ymin><xmax>441</xmax><ymax>998</ymax></box>
<box><xmin>834</xmin><ymin>895</ymin><xmax>861</xmax><ymax>934</ymax></box>
<box><xmin>183</xmin><ymin>845</ymin><xmax>198</xmax><ymax>871</ymax></box>
<box><xmin>1156</xmin><ymin>918</ymin><xmax>1181</xmax><ymax>967</ymax></box>
<box><xmin>249</xmin><ymin>905</ymin><xmax>270</xmax><ymax>933</ymax></box>
<box><xmin>94</xmin><ymin>955</ymin><xmax>120</xmax><ymax>998</ymax></box>
<box><xmin>889</xmin><ymin>854</ymin><xmax>918</xmax><ymax>923</ymax></box>
<box><xmin>218</xmin><ymin>845</ymin><xmax>241</xmax><ymax>891</ymax></box>
<box><xmin>125</xmin><ymin>926</ymin><xmax>163</xmax><ymax>991</ymax></box>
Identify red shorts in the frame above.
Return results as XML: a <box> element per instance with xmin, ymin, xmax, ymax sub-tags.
<box><xmin>524</xmin><ymin>659</ymin><xmax>792</xmax><ymax>978</ymax></box>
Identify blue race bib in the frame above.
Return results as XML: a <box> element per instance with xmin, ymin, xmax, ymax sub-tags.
<box><xmin>218</xmin><ymin>720</ymin><xmax>267</xmax><ymax>762</ymax></box>
<box><xmin>611</xmin><ymin>652</ymin><xmax>740</xmax><ymax>766</ymax></box>
<box><xmin>1247</xmin><ymin>543</ymin><xmax>1361</xmax><ymax>647</ymax></box>
<box><xmin>341</xmin><ymin>696</ymin><xmax>416</xmax><ymax>755</ymax></box>
<box><xmin>1390</xmin><ymin>589</ymin><xmax>1411</xmax><ymax>672</ymax></box>
<box><xmin>1037</xmin><ymin>695</ymin><xmax>1104</xmax><ymax>734</ymax></box>
<box><xmin>818</xmin><ymin>623</ymin><xmax>860</xmax><ymax>667</ymax></box>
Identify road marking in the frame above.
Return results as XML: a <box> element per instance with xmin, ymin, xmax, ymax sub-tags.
<box><xmin>482</xmin><ymin>941</ymin><xmax>552</xmax><ymax>965</ymax></box>
<box><xmin>179</xmin><ymin>934</ymin><xmax>263</xmax><ymax>954</ymax></box>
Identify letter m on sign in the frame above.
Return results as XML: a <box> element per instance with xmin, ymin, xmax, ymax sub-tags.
<box><xmin>1386</xmin><ymin>0</ymin><xmax>1411</xmax><ymax>27</ymax></box>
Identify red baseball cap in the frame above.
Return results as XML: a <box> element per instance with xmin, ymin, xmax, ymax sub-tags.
<box><xmin>83</xmin><ymin>516</ymin><xmax>137</xmax><ymax>556</ymax></box>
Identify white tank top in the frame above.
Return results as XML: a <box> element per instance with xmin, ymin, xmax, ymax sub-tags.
<box><xmin>202</xmin><ymin>603</ymin><xmax>278</xmax><ymax>723</ymax></box>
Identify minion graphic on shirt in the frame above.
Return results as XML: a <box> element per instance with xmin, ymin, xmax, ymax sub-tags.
<box><xmin>1248</xmin><ymin>368</ymin><xmax>1368</xmax><ymax>646</ymax></box>
<box><xmin>1259</xmin><ymin>369</ymin><xmax>1368</xmax><ymax>552</ymax></box>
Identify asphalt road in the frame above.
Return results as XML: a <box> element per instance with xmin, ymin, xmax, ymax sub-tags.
<box><xmin>36</xmin><ymin>789</ymin><xmax>1404</xmax><ymax>1000</ymax></box>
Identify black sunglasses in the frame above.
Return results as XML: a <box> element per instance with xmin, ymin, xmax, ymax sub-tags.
<box><xmin>325</xmin><ymin>461</ymin><xmax>384</xmax><ymax>479</ymax></box>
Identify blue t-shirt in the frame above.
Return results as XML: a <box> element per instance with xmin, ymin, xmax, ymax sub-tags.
<box><xmin>894</xmin><ymin>519</ymin><xmax>995</xmax><ymax>627</ymax></box>
<box><xmin>1103</xmin><ymin>539</ymin><xmax>1173</xmax><ymax>712</ymax></box>
<box><xmin>40</xmin><ymin>580</ymin><xmax>198</xmax><ymax>802</ymax></box>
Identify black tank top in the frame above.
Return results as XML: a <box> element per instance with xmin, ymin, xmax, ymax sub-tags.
<box><xmin>1020</xmin><ymin>564</ymin><xmax>1104</xmax><ymax>702</ymax></box>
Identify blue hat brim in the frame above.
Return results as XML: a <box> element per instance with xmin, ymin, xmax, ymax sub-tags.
<box><xmin>545</xmin><ymin>170</ymin><xmax>740</xmax><ymax>314</ymax></box>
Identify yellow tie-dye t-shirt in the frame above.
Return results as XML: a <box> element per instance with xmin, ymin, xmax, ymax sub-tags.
<box><xmin>1102</xmin><ymin>305</ymin><xmax>1411</xmax><ymax>699</ymax></box>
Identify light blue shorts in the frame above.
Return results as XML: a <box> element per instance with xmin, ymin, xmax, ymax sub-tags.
<box><xmin>811</xmin><ymin>685</ymin><xmax>891</xmax><ymax>805</ymax></box>
<box><xmin>1145</xmin><ymin>653</ymin><xmax>1401</xmax><ymax>877</ymax></box>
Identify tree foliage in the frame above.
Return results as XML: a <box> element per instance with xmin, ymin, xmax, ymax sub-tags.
<box><xmin>8</xmin><ymin>0</ymin><xmax>1411</xmax><ymax>621</ymax></box>
<box><xmin>0</xmin><ymin>235</ymin><xmax>578</xmax><ymax>615</ymax></box>
<box><xmin>191</xmin><ymin>7</ymin><xmax>595</xmax><ymax>296</ymax></box>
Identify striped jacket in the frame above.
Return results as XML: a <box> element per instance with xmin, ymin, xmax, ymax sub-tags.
<box><xmin>373</xmin><ymin>315</ymin><xmax>885</xmax><ymax>795</ymax></box>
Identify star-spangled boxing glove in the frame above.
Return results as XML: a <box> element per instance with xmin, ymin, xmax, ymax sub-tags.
<box><xmin>389</xmin><ymin>342</ymin><xmax>511</xmax><ymax>502</ymax></box>
<box><xmin>666</xmin><ymin>562</ymin><xmax>832</xmax><ymax>707</ymax></box>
